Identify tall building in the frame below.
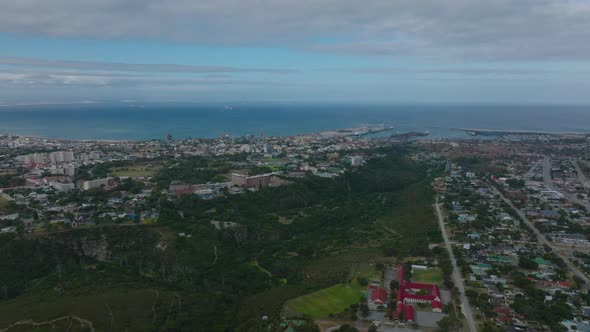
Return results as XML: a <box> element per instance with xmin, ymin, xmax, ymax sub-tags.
<box><xmin>349</xmin><ymin>155</ymin><xmax>364</xmax><ymax>166</ymax></box>
<box><xmin>64</xmin><ymin>164</ymin><xmax>76</xmax><ymax>177</ymax></box>
<box><xmin>263</xmin><ymin>144</ymin><xmax>273</xmax><ymax>154</ymax></box>
<box><xmin>49</xmin><ymin>151</ymin><xmax>74</xmax><ymax>164</ymax></box>
<box><xmin>82</xmin><ymin>178</ymin><xmax>110</xmax><ymax>191</ymax></box>
<box><xmin>24</xmin><ymin>153</ymin><xmax>45</xmax><ymax>165</ymax></box>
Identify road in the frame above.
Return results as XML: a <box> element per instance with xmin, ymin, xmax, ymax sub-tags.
<box><xmin>543</xmin><ymin>155</ymin><xmax>590</xmax><ymax>211</ymax></box>
<box><xmin>435</xmin><ymin>197</ymin><xmax>477</xmax><ymax>332</ymax></box>
<box><xmin>490</xmin><ymin>185</ymin><xmax>590</xmax><ymax>287</ymax></box>
<box><xmin>524</xmin><ymin>159</ymin><xmax>541</xmax><ymax>179</ymax></box>
<box><xmin>543</xmin><ymin>156</ymin><xmax>554</xmax><ymax>189</ymax></box>
<box><xmin>572</xmin><ymin>159</ymin><xmax>590</xmax><ymax>189</ymax></box>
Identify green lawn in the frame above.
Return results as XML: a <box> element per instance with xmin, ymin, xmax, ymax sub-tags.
<box><xmin>412</xmin><ymin>267</ymin><xmax>444</xmax><ymax>284</ymax></box>
<box><xmin>111</xmin><ymin>165</ymin><xmax>160</xmax><ymax>177</ymax></box>
<box><xmin>0</xmin><ymin>195</ymin><xmax>10</xmax><ymax>208</ymax></box>
<box><xmin>285</xmin><ymin>279</ymin><xmax>365</xmax><ymax>318</ymax></box>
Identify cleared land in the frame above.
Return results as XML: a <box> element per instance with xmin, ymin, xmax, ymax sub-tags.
<box><xmin>0</xmin><ymin>288</ymin><xmax>176</xmax><ymax>331</ymax></box>
<box><xmin>412</xmin><ymin>267</ymin><xmax>444</xmax><ymax>284</ymax></box>
<box><xmin>111</xmin><ymin>165</ymin><xmax>160</xmax><ymax>177</ymax></box>
<box><xmin>0</xmin><ymin>195</ymin><xmax>10</xmax><ymax>208</ymax></box>
<box><xmin>285</xmin><ymin>278</ymin><xmax>364</xmax><ymax>318</ymax></box>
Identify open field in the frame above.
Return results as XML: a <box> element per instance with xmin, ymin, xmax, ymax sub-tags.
<box><xmin>0</xmin><ymin>194</ymin><xmax>11</xmax><ymax>208</ymax></box>
<box><xmin>0</xmin><ymin>288</ymin><xmax>176</xmax><ymax>331</ymax></box>
<box><xmin>285</xmin><ymin>281</ymin><xmax>364</xmax><ymax>318</ymax></box>
<box><xmin>301</xmin><ymin>248</ymin><xmax>381</xmax><ymax>285</ymax></box>
<box><xmin>111</xmin><ymin>165</ymin><xmax>160</xmax><ymax>177</ymax></box>
<box><xmin>412</xmin><ymin>267</ymin><xmax>444</xmax><ymax>284</ymax></box>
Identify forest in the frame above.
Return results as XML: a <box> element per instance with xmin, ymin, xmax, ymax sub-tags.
<box><xmin>0</xmin><ymin>147</ymin><xmax>441</xmax><ymax>331</ymax></box>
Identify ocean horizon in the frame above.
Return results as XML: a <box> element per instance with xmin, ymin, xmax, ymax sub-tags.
<box><xmin>1</xmin><ymin>102</ymin><xmax>589</xmax><ymax>140</ymax></box>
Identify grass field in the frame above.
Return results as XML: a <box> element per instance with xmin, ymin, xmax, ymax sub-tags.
<box><xmin>0</xmin><ymin>195</ymin><xmax>11</xmax><ymax>208</ymax></box>
<box><xmin>0</xmin><ymin>288</ymin><xmax>175</xmax><ymax>331</ymax></box>
<box><xmin>411</xmin><ymin>267</ymin><xmax>444</xmax><ymax>284</ymax></box>
<box><xmin>111</xmin><ymin>165</ymin><xmax>160</xmax><ymax>177</ymax></box>
<box><xmin>285</xmin><ymin>278</ymin><xmax>365</xmax><ymax>318</ymax></box>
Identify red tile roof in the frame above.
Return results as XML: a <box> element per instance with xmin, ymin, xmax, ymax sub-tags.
<box><xmin>371</xmin><ymin>287</ymin><xmax>388</xmax><ymax>304</ymax></box>
<box><xmin>394</xmin><ymin>264</ymin><xmax>443</xmax><ymax>312</ymax></box>
<box><xmin>405</xmin><ymin>305</ymin><xmax>415</xmax><ymax>321</ymax></box>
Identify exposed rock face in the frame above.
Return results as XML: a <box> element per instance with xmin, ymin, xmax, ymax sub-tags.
<box><xmin>77</xmin><ymin>233</ymin><xmax>110</xmax><ymax>262</ymax></box>
<box><xmin>44</xmin><ymin>226</ymin><xmax>160</xmax><ymax>263</ymax></box>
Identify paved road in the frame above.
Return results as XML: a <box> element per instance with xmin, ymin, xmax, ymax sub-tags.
<box><xmin>524</xmin><ymin>158</ymin><xmax>541</xmax><ymax>179</ymax></box>
<box><xmin>572</xmin><ymin>158</ymin><xmax>590</xmax><ymax>189</ymax></box>
<box><xmin>490</xmin><ymin>185</ymin><xmax>590</xmax><ymax>287</ymax></box>
<box><xmin>542</xmin><ymin>156</ymin><xmax>552</xmax><ymax>187</ymax></box>
<box><xmin>435</xmin><ymin>197</ymin><xmax>477</xmax><ymax>332</ymax></box>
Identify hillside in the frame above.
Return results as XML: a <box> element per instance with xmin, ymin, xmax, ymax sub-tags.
<box><xmin>0</xmin><ymin>147</ymin><xmax>441</xmax><ymax>331</ymax></box>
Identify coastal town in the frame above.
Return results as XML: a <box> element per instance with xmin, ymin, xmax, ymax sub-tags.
<box><xmin>1</xmin><ymin>129</ymin><xmax>590</xmax><ymax>332</ymax></box>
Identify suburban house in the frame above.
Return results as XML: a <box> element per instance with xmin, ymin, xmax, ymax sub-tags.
<box><xmin>369</xmin><ymin>287</ymin><xmax>388</xmax><ymax>310</ymax></box>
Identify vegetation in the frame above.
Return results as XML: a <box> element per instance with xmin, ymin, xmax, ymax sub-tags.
<box><xmin>0</xmin><ymin>173</ymin><xmax>25</xmax><ymax>188</ymax></box>
<box><xmin>111</xmin><ymin>165</ymin><xmax>161</xmax><ymax>177</ymax></box>
<box><xmin>411</xmin><ymin>267</ymin><xmax>444</xmax><ymax>284</ymax></box>
<box><xmin>285</xmin><ymin>278</ymin><xmax>365</xmax><ymax>318</ymax></box>
<box><xmin>0</xmin><ymin>147</ymin><xmax>439</xmax><ymax>330</ymax></box>
<box><xmin>153</xmin><ymin>156</ymin><xmax>232</xmax><ymax>188</ymax></box>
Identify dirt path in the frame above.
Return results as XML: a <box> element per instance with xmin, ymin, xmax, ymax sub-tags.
<box><xmin>0</xmin><ymin>316</ymin><xmax>95</xmax><ymax>332</ymax></box>
<box><xmin>212</xmin><ymin>244</ymin><xmax>218</xmax><ymax>265</ymax></box>
<box><xmin>253</xmin><ymin>259</ymin><xmax>272</xmax><ymax>277</ymax></box>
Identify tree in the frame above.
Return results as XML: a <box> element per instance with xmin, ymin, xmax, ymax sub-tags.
<box><xmin>337</xmin><ymin>324</ymin><xmax>359</xmax><ymax>332</ymax></box>
<box><xmin>518</xmin><ymin>256</ymin><xmax>539</xmax><ymax>270</ymax></box>
<box><xmin>389</xmin><ymin>279</ymin><xmax>399</xmax><ymax>290</ymax></box>
<box><xmin>295</xmin><ymin>321</ymin><xmax>320</xmax><ymax>332</ymax></box>
<box><xmin>437</xmin><ymin>316</ymin><xmax>454</xmax><ymax>332</ymax></box>
<box><xmin>360</xmin><ymin>303</ymin><xmax>369</xmax><ymax>318</ymax></box>
<box><xmin>368</xmin><ymin>324</ymin><xmax>378</xmax><ymax>332</ymax></box>
<box><xmin>358</xmin><ymin>277</ymin><xmax>369</xmax><ymax>286</ymax></box>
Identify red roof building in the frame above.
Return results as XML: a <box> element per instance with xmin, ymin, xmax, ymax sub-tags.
<box><xmin>405</xmin><ymin>305</ymin><xmax>415</xmax><ymax>322</ymax></box>
<box><xmin>394</xmin><ymin>265</ymin><xmax>444</xmax><ymax>313</ymax></box>
<box><xmin>370</xmin><ymin>287</ymin><xmax>388</xmax><ymax>309</ymax></box>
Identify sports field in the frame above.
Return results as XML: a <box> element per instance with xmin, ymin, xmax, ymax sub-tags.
<box><xmin>111</xmin><ymin>165</ymin><xmax>160</xmax><ymax>177</ymax></box>
<box><xmin>411</xmin><ymin>267</ymin><xmax>443</xmax><ymax>284</ymax></box>
<box><xmin>285</xmin><ymin>279</ymin><xmax>364</xmax><ymax>318</ymax></box>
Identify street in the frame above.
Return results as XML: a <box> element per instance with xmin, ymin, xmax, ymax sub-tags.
<box><xmin>435</xmin><ymin>197</ymin><xmax>477</xmax><ymax>332</ymax></box>
<box><xmin>490</xmin><ymin>185</ymin><xmax>590</xmax><ymax>287</ymax></box>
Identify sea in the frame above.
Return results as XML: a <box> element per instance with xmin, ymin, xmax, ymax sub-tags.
<box><xmin>1</xmin><ymin>102</ymin><xmax>589</xmax><ymax>140</ymax></box>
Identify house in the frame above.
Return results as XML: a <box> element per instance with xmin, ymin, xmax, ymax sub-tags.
<box><xmin>467</xmin><ymin>232</ymin><xmax>481</xmax><ymax>240</ymax></box>
<box><xmin>369</xmin><ymin>287</ymin><xmax>388</xmax><ymax>310</ymax></box>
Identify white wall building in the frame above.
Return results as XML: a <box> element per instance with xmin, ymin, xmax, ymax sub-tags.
<box><xmin>83</xmin><ymin>178</ymin><xmax>110</xmax><ymax>191</ymax></box>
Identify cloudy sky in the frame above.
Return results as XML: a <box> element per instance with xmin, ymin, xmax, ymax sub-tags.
<box><xmin>1</xmin><ymin>0</ymin><xmax>590</xmax><ymax>104</ymax></box>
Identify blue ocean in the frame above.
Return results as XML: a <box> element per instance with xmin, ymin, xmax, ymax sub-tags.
<box><xmin>1</xmin><ymin>102</ymin><xmax>589</xmax><ymax>140</ymax></box>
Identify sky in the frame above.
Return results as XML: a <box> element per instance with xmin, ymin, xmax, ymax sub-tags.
<box><xmin>1</xmin><ymin>0</ymin><xmax>590</xmax><ymax>105</ymax></box>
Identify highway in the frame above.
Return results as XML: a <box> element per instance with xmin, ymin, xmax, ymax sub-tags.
<box><xmin>435</xmin><ymin>197</ymin><xmax>477</xmax><ymax>332</ymax></box>
<box><xmin>490</xmin><ymin>185</ymin><xmax>590</xmax><ymax>287</ymax></box>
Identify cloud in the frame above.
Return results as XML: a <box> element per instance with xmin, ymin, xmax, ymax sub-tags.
<box><xmin>350</xmin><ymin>67</ymin><xmax>552</xmax><ymax>75</ymax></box>
<box><xmin>0</xmin><ymin>57</ymin><xmax>298</xmax><ymax>74</ymax></box>
<box><xmin>0</xmin><ymin>70</ymin><xmax>292</xmax><ymax>88</ymax></box>
<box><xmin>1</xmin><ymin>0</ymin><xmax>590</xmax><ymax>61</ymax></box>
